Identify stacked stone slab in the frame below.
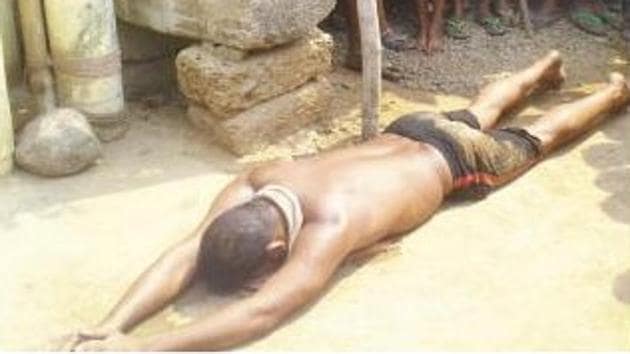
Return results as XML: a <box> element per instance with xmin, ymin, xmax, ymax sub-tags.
<box><xmin>115</xmin><ymin>0</ymin><xmax>336</xmax><ymax>50</ymax></box>
<box><xmin>178</xmin><ymin>31</ymin><xmax>334</xmax><ymax>155</ymax></box>
<box><xmin>115</xmin><ymin>0</ymin><xmax>336</xmax><ymax>155</ymax></box>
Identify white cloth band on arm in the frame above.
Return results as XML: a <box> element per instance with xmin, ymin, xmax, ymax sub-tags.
<box><xmin>255</xmin><ymin>184</ymin><xmax>304</xmax><ymax>250</ymax></box>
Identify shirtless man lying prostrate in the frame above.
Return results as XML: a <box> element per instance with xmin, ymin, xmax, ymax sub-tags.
<box><xmin>62</xmin><ymin>51</ymin><xmax>630</xmax><ymax>351</ymax></box>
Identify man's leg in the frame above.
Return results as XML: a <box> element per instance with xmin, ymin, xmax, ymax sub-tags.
<box><xmin>526</xmin><ymin>72</ymin><xmax>630</xmax><ymax>155</ymax></box>
<box><xmin>342</xmin><ymin>0</ymin><xmax>363</xmax><ymax>70</ymax></box>
<box><xmin>416</xmin><ymin>0</ymin><xmax>432</xmax><ymax>51</ymax></box>
<box><xmin>479</xmin><ymin>0</ymin><xmax>493</xmax><ymax>18</ymax></box>
<box><xmin>377</xmin><ymin>0</ymin><xmax>389</xmax><ymax>31</ymax></box>
<box><xmin>427</xmin><ymin>0</ymin><xmax>446</xmax><ymax>53</ymax></box>
<box><xmin>496</xmin><ymin>0</ymin><xmax>517</xmax><ymax>25</ymax></box>
<box><xmin>622</xmin><ymin>0</ymin><xmax>630</xmax><ymax>40</ymax></box>
<box><xmin>378</xmin><ymin>0</ymin><xmax>412</xmax><ymax>51</ymax></box>
<box><xmin>343</xmin><ymin>0</ymin><xmax>410</xmax><ymax>70</ymax></box>
<box><xmin>531</xmin><ymin>0</ymin><xmax>563</xmax><ymax>29</ymax></box>
<box><xmin>454</xmin><ymin>0</ymin><xmax>465</xmax><ymax>17</ymax></box>
<box><xmin>416</xmin><ymin>0</ymin><xmax>446</xmax><ymax>54</ymax></box>
<box><xmin>444</xmin><ymin>73</ymin><xmax>628</xmax><ymax>197</ymax></box>
<box><xmin>467</xmin><ymin>50</ymin><xmax>565</xmax><ymax>130</ymax></box>
<box><xmin>445</xmin><ymin>0</ymin><xmax>471</xmax><ymax>40</ymax></box>
<box><xmin>478</xmin><ymin>0</ymin><xmax>507</xmax><ymax>35</ymax></box>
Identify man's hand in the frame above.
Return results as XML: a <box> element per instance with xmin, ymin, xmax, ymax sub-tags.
<box><xmin>56</xmin><ymin>326</ymin><xmax>121</xmax><ymax>351</ymax></box>
<box><xmin>73</xmin><ymin>332</ymin><xmax>144</xmax><ymax>352</ymax></box>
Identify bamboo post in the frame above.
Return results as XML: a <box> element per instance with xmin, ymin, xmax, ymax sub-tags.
<box><xmin>0</xmin><ymin>0</ymin><xmax>23</xmax><ymax>86</ymax></box>
<box><xmin>18</xmin><ymin>0</ymin><xmax>56</xmax><ymax>113</ymax></box>
<box><xmin>357</xmin><ymin>0</ymin><xmax>382</xmax><ymax>140</ymax></box>
<box><xmin>0</xmin><ymin>41</ymin><xmax>14</xmax><ymax>175</ymax></box>
<box><xmin>43</xmin><ymin>0</ymin><xmax>124</xmax><ymax>124</ymax></box>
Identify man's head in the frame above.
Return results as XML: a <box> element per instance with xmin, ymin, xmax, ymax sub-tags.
<box><xmin>197</xmin><ymin>197</ymin><xmax>288</xmax><ymax>292</ymax></box>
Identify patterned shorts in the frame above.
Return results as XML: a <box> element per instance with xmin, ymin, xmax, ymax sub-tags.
<box><xmin>384</xmin><ymin>110</ymin><xmax>542</xmax><ymax>199</ymax></box>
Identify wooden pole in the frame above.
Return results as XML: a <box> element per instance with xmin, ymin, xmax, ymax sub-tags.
<box><xmin>0</xmin><ymin>0</ymin><xmax>23</xmax><ymax>86</ymax></box>
<box><xmin>44</xmin><ymin>0</ymin><xmax>124</xmax><ymax>121</ymax></box>
<box><xmin>18</xmin><ymin>0</ymin><xmax>56</xmax><ymax>113</ymax></box>
<box><xmin>357</xmin><ymin>0</ymin><xmax>382</xmax><ymax>140</ymax></box>
<box><xmin>0</xmin><ymin>41</ymin><xmax>14</xmax><ymax>175</ymax></box>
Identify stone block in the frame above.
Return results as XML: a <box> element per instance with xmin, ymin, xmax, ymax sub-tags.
<box><xmin>15</xmin><ymin>108</ymin><xmax>102</xmax><ymax>177</ymax></box>
<box><xmin>188</xmin><ymin>77</ymin><xmax>333</xmax><ymax>156</ymax></box>
<box><xmin>115</xmin><ymin>0</ymin><xmax>336</xmax><ymax>50</ymax></box>
<box><xmin>177</xmin><ymin>29</ymin><xmax>332</xmax><ymax>119</ymax></box>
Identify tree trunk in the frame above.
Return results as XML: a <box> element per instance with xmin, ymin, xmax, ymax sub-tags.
<box><xmin>357</xmin><ymin>0</ymin><xmax>382</xmax><ymax>140</ymax></box>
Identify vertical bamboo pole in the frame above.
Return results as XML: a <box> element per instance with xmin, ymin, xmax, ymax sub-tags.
<box><xmin>43</xmin><ymin>0</ymin><xmax>124</xmax><ymax>124</ymax></box>
<box><xmin>358</xmin><ymin>0</ymin><xmax>382</xmax><ymax>140</ymax></box>
<box><xmin>18</xmin><ymin>0</ymin><xmax>56</xmax><ymax>113</ymax></box>
<box><xmin>0</xmin><ymin>41</ymin><xmax>14</xmax><ymax>175</ymax></box>
<box><xmin>0</xmin><ymin>0</ymin><xmax>22</xmax><ymax>86</ymax></box>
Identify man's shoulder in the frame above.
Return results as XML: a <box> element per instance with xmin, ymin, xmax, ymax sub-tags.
<box><xmin>247</xmin><ymin>158</ymin><xmax>293</xmax><ymax>177</ymax></box>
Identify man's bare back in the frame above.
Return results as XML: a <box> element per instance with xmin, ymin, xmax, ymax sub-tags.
<box><xmin>61</xmin><ymin>51</ymin><xmax>630</xmax><ymax>351</ymax></box>
<box><xmin>248</xmin><ymin>134</ymin><xmax>452</xmax><ymax>252</ymax></box>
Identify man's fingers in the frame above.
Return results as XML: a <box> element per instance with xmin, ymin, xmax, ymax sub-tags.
<box><xmin>75</xmin><ymin>342</ymin><xmax>90</xmax><ymax>352</ymax></box>
<box><xmin>75</xmin><ymin>340</ymin><xmax>106</xmax><ymax>352</ymax></box>
<box><xmin>59</xmin><ymin>333</ymin><xmax>82</xmax><ymax>352</ymax></box>
<box><xmin>78</xmin><ymin>328</ymin><xmax>108</xmax><ymax>340</ymax></box>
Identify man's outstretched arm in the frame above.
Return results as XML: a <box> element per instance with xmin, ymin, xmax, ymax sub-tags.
<box><xmin>60</xmin><ymin>174</ymin><xmax>254</xmax><ymax>349</ymax></box>
<box><xmin>79</xmin><ymin>222</ymin><xmax>349</xmax><ymax>351</ymax></box>
<box><xmin>97</xmin><ymin>174</ymin><xmax>255</xmax><ymax>333</ymax></box>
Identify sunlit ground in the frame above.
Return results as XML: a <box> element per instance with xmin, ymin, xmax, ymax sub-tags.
<box><xmin>1</xmin><ymin>59</ymin><xmax>629</xmax><ymax>350</ymax></box>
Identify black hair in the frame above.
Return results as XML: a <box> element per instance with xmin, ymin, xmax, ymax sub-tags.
<box><xmin>197</xmin><ymin>198</ymin><xmax>278</xmax><ymax>292</ymax></box>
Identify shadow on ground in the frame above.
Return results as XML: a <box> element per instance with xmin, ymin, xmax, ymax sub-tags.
<box><xmin>0</xmin><ymin>101</ymin><xmax>240</xmax><ymax>230</ymax></box>
<box><xmin>582</xmin><ymin>111</ymin><xmax>630</xmax><ymax>226</ymax></box>
<box><xmin>579</xmin><ymin>85</ymin><xmax>630</xmax><ymax>306</ymax></box>
<box><xmin>577</xmin><ymin>46</ymin><xmax>630</xmax><ymax>306</ymax></box>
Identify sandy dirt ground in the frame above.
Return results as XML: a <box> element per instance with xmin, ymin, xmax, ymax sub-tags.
<box><xmin>323</xmin><ymin>2</ymin><xmax>627</xmax><ymax>95</ymax></box>
<box><xmin>2</xmin><ymin>15</ymin><xmax>630</xmax><ymax>350</ymax></box>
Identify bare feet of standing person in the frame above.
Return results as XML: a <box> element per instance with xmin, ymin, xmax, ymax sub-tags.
<box><xmin>446</xmin><ymin>0</ymin><xmax>472</xmax><ymax>40</ymax></box>
<box><xmin>478</xmin><ymin>0</ymin><xmax>508</xmax><ymax>35</ymax></box>
<box><xmin>343</xmin><ymin>0</ymin><xmax>409</xmax><ymax>79</ymax></box>
<box><xmin>416</xmin><ymin>0</ymin><xmax>447</xmax><ymax>54</ymax></box>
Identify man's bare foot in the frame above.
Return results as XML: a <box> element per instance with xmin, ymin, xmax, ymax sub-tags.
<box><xmin>608</xmin><ymin>72</ymin><xmax>630</xmax><ymax>110</ymax></box>
<box><xmin>425</xmin><ymin>22</ymin><xmax>445</xmax><ymax>54</ymax></box>
<box><xmin>540</xmin><ymin>51</ymin><xmax>566</xmax><ymax>90</ymax></box>
<box><xmin>417</xmin><ymin>28</ymin><xmax>431</xmax><ymax>53</ymax></box>
<box><xmin>446</xmin><ymin>17</ymin><xmax>471</xmax><ymax>39</ymax></box>
<box><xmin>531</xmin><ymin>0</ymin><xmax>564</xmax><ymax>30</ymax></box>
<box><xmin>382</xmin><ymin>29</ymin><xmax>414</xmax><ymax>51</ymax></box>
<box><xmin>479</xmin><ymin>16</ymin><xmax>508</xmax><ymax>36</ymax></box>
<box><xmin>496</xmin><ymin>0</ymin><xmax>519</xmax><ymax>27</ymax></box>
<box><xmin>344</xmin><ymin>48</ymin><xmax>403</xmax><ymax>82</ymax></box>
